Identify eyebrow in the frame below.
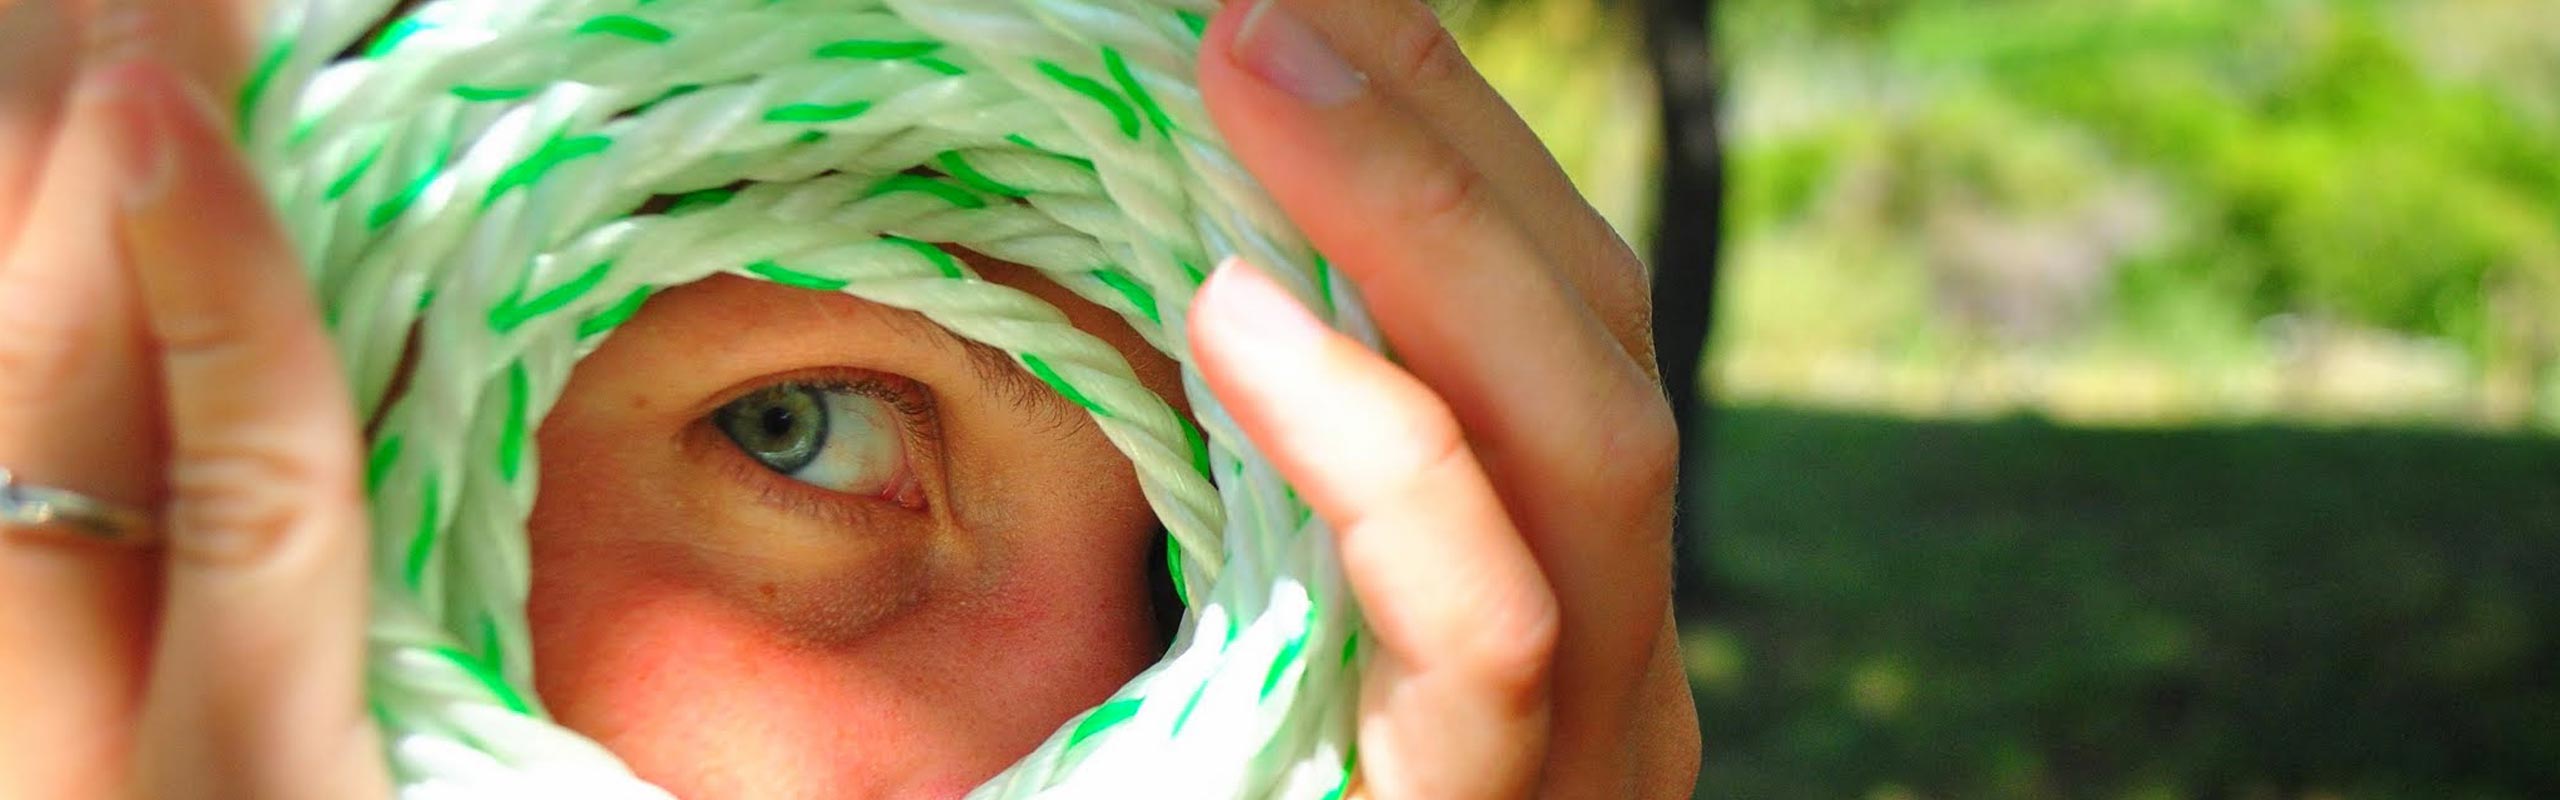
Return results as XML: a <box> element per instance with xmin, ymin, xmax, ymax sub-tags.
<box><xmin>865</xmin><ymin>299</ymin><xmax>1088</xmax><ymax>433</ymax></box>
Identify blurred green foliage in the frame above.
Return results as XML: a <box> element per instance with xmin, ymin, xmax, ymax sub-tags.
<box><xmin>1713</xmin><ymin>0</ymin><xmax>2560</xmax><ymax>427</ymax></box>
<box><xmin>1452</xmin><ymin>5</ymin><xmax>2560</xmax><ymax>795</ymax></box>
<box><xmin>1456</xmin><ymin>0</ymin><xmax>1661</xmax><ymax>240</ymax></box>
<box><xmin>1691</xmin><ymin>407</ymin><xmax>2560</xmax><ymax>798</ymax></box>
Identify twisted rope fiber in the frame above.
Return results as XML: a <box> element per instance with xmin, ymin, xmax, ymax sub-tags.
<box><xmin>241</xmin><ymin>0</ymin><xmax>1380</xmax><ymax>795</ymax></box>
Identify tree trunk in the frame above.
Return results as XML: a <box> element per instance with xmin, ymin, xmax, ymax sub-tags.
<box><xmin>1644</xmin><ymin>0</ymin><xmax>1724</xmax><ymax>617</ymax></box>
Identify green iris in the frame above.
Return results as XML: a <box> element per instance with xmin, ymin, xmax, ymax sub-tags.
<box><xmin>713</xmin><ymin>385</ymin><xmax>828</xmax><ymax>474</ymax></box>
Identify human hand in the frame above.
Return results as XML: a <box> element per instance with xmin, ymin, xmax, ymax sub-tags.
<box><xmin>1191</xmin><ymin>0</ymin><xmax>1701</xmax><ymax>797</ymax></box>
<box><xmin>0</xmin><ymin>0</ymin><xmax>1700</xmax><ymax>796</ymax></box>
<box><xmin>0</xmin><ymin>2</ymin><xmax>389</xmax><ymax>797</ymax></box>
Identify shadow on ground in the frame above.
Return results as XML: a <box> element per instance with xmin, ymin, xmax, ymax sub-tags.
<box><xmin>1679</xmin><ymin>405</ymin><xmax>2560</xmax><ymax>799</ymax></box>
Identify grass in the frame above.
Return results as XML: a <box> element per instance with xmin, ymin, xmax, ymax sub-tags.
<box><xmin>1681</xmin><ymin>405</ymin><xmax>2560</xmax><ymax>799</ymax></box>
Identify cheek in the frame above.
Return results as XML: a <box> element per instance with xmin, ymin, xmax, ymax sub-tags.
<box><xmin>521</xmin><ymin>414</ymin><xmax>1166</xmax><ymax>798</ymax></box>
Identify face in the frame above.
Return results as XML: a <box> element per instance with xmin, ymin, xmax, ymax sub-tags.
<box><xmin>523</xmin><ymin>255</ymin><xmax>1183</xmax><ymax>798</ymax></box>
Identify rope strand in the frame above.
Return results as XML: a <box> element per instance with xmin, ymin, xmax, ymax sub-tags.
<box><xmin>246</xmin><ymin>0</ymin><xmax>1372</xmax><ymax>796</ymax></box>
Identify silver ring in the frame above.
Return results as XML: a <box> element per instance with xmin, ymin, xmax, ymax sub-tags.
<box><xmin>0</xmin><ymin>467</ymin><xmax>156</xmax><ymax>546</ymax></box>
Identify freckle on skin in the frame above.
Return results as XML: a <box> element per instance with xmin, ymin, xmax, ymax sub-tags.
<box><xmin>760</xmin><ymin>583</ymin><xmax>778</xmax><ymax>600</ymax></box>
<box><xmin>629</xmin><ymin>394</ymin><xmax>650</xmax><ymax>412</ymax></box>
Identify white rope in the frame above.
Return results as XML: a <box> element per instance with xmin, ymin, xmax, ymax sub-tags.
<box><xmin>241</xmin><ymin>0</ymin><xmax>1376</xmax><ymax>796</ymax></box>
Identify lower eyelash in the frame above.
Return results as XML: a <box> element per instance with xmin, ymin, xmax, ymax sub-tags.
<box><xmin>712</xmin><ymin>447</ymin><xmax>906</xmax><ymax>530</ymax></box>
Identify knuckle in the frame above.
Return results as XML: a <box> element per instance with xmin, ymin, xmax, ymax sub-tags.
<box><xmin>1606</xmin><ymin>271</ymin><xmax>1662</xmax><ymax>379</ymax></box>
<box><xmin>1562</xmin><ymin>379</ymin><xmax>1680</xmax><ymax>527</ymax></box>
<box><xmin>0</xmin><ymin>313</ymin><xmax>77</xmax><ymax>405</ymax></box>
<box><xmin>0</xmin><ymin>276</ymin><xmax>110</xmax><ymax>384</ymax></box>
<box><xmin>148</xmin><ymin>304</ymin><xmax>261</xmax><ymax>364</ymax></box>
<box><xmin>1467</xmin><ymin>581</ymin><xmax>1562</xmax><ymax>704</ymax></box>
<box><xmin>1396</xmin><ymin>150</ymin><xmax>1492</xmax><ymax>238</ymax></box>
<box><xmin>164</xmin><ymin>438</ymin><xmax>352</xmax><ymax>566</ymax></box>
<box><xmin>1383</xmin><ymin>17</ymin><xmax>1470</xmax><ymax>92</ymax></box>
<box><xmin>1341</xmin><ymin>389</ymin><xmax>1473</xmax><ymax>525</ymax></box>
<box><xmin>1610</xmin><ymin>388</ymin><xmax>1680</xmax><ymax>494</ymax></box>
<box><xmin>1375</xmin><ymin>384</ymin><xmax>1473</xmax><ymax>502</ymax></box>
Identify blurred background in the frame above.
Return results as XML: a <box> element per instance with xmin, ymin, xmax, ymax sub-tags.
<box><xmin>1444</xmin><ymin>0</ymin><xmax>2560</xmax><ymax>796</ymax></box>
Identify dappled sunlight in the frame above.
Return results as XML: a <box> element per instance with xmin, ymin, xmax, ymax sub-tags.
<box><xmin>1704</xmin><ymin>0</ymin><xmax>2560</xmax><ymax>431</ymax></box>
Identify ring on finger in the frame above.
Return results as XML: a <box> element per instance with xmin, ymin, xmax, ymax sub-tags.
<box><xmin>0</xmin><ymin>466</ymin><xmax>156</xmax><ymax>546</ymax></box>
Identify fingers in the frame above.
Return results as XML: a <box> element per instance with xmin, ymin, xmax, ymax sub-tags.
<box><xmin>95</xmin><ymin>0</ymin><xmax>267</xmax><ymax>101</ymax></box>
<box><xmin>98</xmin><ymin>56</ymin><xmax>385</xmax><ymax>798</ymax></box>
<box><xmin>0</xmin><ymin>4</ymin><xmax>169</xmax><ymax>511</ymax></box>
<box><xmin>1201</xmin><ymin>3</ymin><xmax>1684</xmax><ymax>793</ymax></box>
<box><xmin>0</xmin><ymin>6</ymin><xmax>170</xmax><ymax>795</ymax></box>
<box><xmin>1200</xmin><ymin>0</ymin><xmax>1675</xmax><ymax>622</ymax></box>
<box><xmin>1222</xmin><ymin>0</ymin><xmax>1654</xmax><ymax>368</ymax></box>
<box><xmin>1200</xmin><ymin>0</ymin><xmax>1669</xmax><ymax>542</ymax></box>
<box><xmin>2</xmin><ymin>0</ymin><xmax>268</xmax><ymax>253</ymax></box>
<box><xmin>1635</xmin><ymin>618</ymin><xmax>1703</xmax><ymax>798</ymax></box>
<box><xmin>0</xmin><ymin>0</ymin><xmax>82</xmax><ymax>253</ymax></box>
<box><xmin>1190</xmin><ymin>259</ymin><xmax>1556</xmax><ymax>799</ymax></box>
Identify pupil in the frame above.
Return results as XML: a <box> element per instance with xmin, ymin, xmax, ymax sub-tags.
<box><xmin>714</xmin><ymin>385</ymin><xmax>827</xmax><ymax>475</ymax></box>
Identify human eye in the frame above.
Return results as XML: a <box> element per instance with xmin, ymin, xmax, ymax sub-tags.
<box><xmin>708</xmin><ymin>372</ymin><xmax>932</xmax><ymax>510</ymax></box>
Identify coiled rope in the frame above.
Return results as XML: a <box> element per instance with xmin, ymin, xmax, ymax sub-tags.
<box><xmin>239</xmin><ymin>0</ymin><xmax>1372</xmax><ymax>795</ymax></box>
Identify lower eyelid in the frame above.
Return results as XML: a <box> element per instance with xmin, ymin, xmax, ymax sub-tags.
<box><xmin>708</xmin><ymin>436</ymin><xmax>913</xmax><ymax>531</ymax></box>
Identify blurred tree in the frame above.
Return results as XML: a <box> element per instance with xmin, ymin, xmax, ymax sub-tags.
<box><xmin>1715</xmin><ymin>0</ymin><xmax>2560</xmax><ymax>428</ymax></box>
<box><xmin>1641</xmin><ymin>0</ymin><xmax>1726</xmax><ymax>616</ymax></box>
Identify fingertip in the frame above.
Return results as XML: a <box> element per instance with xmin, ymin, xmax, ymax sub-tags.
<box><xmin>84</xmin><ymin>58</ymin><xmax>176</xmax><ymax>213</ymax></box>
<box><xmin>84</xmin><ymin>0</ymin><xmax>262</xmax><ymax>104</ymax></box>
<box><xmin>1191</xmin><ymin>258</ymin><xmax>1475</xmax><ymax>531</ymax></box>
<box><xmin>1200</xmin><ymin>0</ymin><xmax>1252</xmax><ymax>65</ymax></box>
<box><xmin>1192</xmin><ymin>256</ymin><xmax>1332</xmax><ymax>362</ymax></box>
<box><xmin>93</xmin><ymin>54</ymin><xmax>244</xmax><ymax>220</ymax></box>
<box><xmin>99</xmin><ymin>54</ymin><xmax>315</xmax><ymax>364</ymax></box>
<box><xmin>89</xmin><ymin>57</ymin><xmax>356</xmax><ymax>550</ymax></box>
<box><xmin>1198</xmin><ymin>0</ymin><xmax>1357</xmax><ymax>145</ymax></box>
<box><xmin>0</xmin><ymin>0</ymin><xmax>81</xmax><ymax>251</ymax></box>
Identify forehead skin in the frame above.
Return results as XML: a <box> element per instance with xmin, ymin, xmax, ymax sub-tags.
<box><xmin>523</xmin><ymin>259</ymin><xmax>1184</xmax><ymax>797</ymax></box>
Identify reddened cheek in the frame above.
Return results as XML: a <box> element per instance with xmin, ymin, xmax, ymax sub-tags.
<box><xmin>526</xmin><ymin>561</ymin><xmax>1160</xmax><ymax>800</ymax></box>
<box><xmin>512</xmin><ymin>257</ymin><xmax>1189</xmax><ymax>796</ymax></box>
<box><xmin>521</xmin><ymin>434</ymin><xmax>1167</xmax><ymax>797</ymax></box>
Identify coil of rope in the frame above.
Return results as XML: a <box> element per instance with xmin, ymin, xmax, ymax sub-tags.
<box><xmin>239</xmin><ymin>0</ymin><xmax>1371</xmax><ymax>795</ymax></box>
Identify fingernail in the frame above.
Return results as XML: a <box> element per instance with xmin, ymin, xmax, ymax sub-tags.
<box><xmin>1232</xmin><ymin>0</ymin><xmax>1368</xmax><ymax>107</ymax></box>
<box><xmin>1202</xmin><ymin>256</ymin><xmax>1331</xmax><ymax>349</ymax></box>
<box><xmin>83</xmin><ymin>59</ymin><xmax>177</xmax><ymax>209</ymax></box>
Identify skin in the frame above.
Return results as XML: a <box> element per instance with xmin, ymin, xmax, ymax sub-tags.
<box><xmin>526</xmin><ymin>266</ymin><xmax>1180</xmax><ymax>798</ymax></box>
<box><xmin>0</xmin><ymin>0</ymin><xmax>1701</xmax><ymax>797</ymax></box>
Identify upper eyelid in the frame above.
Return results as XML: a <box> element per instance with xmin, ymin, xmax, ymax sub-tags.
<box><xmin>709</xmin><ymin>257</ymin><xmax>1082</xmax><ymax>431</ymax></box>
<box><xmin>685</xmin><ymin>285</ymin><xmax>1064</xmax><ymax>428</ymax></box>
<box><xmin>790</xmin><ymin>376</ymin><xmax>932</xmax><ymax>419</ymax></box>
<box><xmin>962</xmin><ymin>339</ymin><xmax>1084</xmax><ymax>432</ymax></box>
<box><xmin>867</xmin><ymin>304</ymin><xmax>1084</xmax><ymax>432</ymax></box>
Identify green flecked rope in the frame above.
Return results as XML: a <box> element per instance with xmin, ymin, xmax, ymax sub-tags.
<box><xmin>239</xmin><ymin>0</ymin><xmax>1374</xmax><ymax>796</ymax></box>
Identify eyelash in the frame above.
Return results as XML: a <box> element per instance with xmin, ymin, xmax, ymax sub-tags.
<box><xmin>697</xmin><ymin>367</ymin><xmax>940</xmax><ymax>526</ymax></box>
